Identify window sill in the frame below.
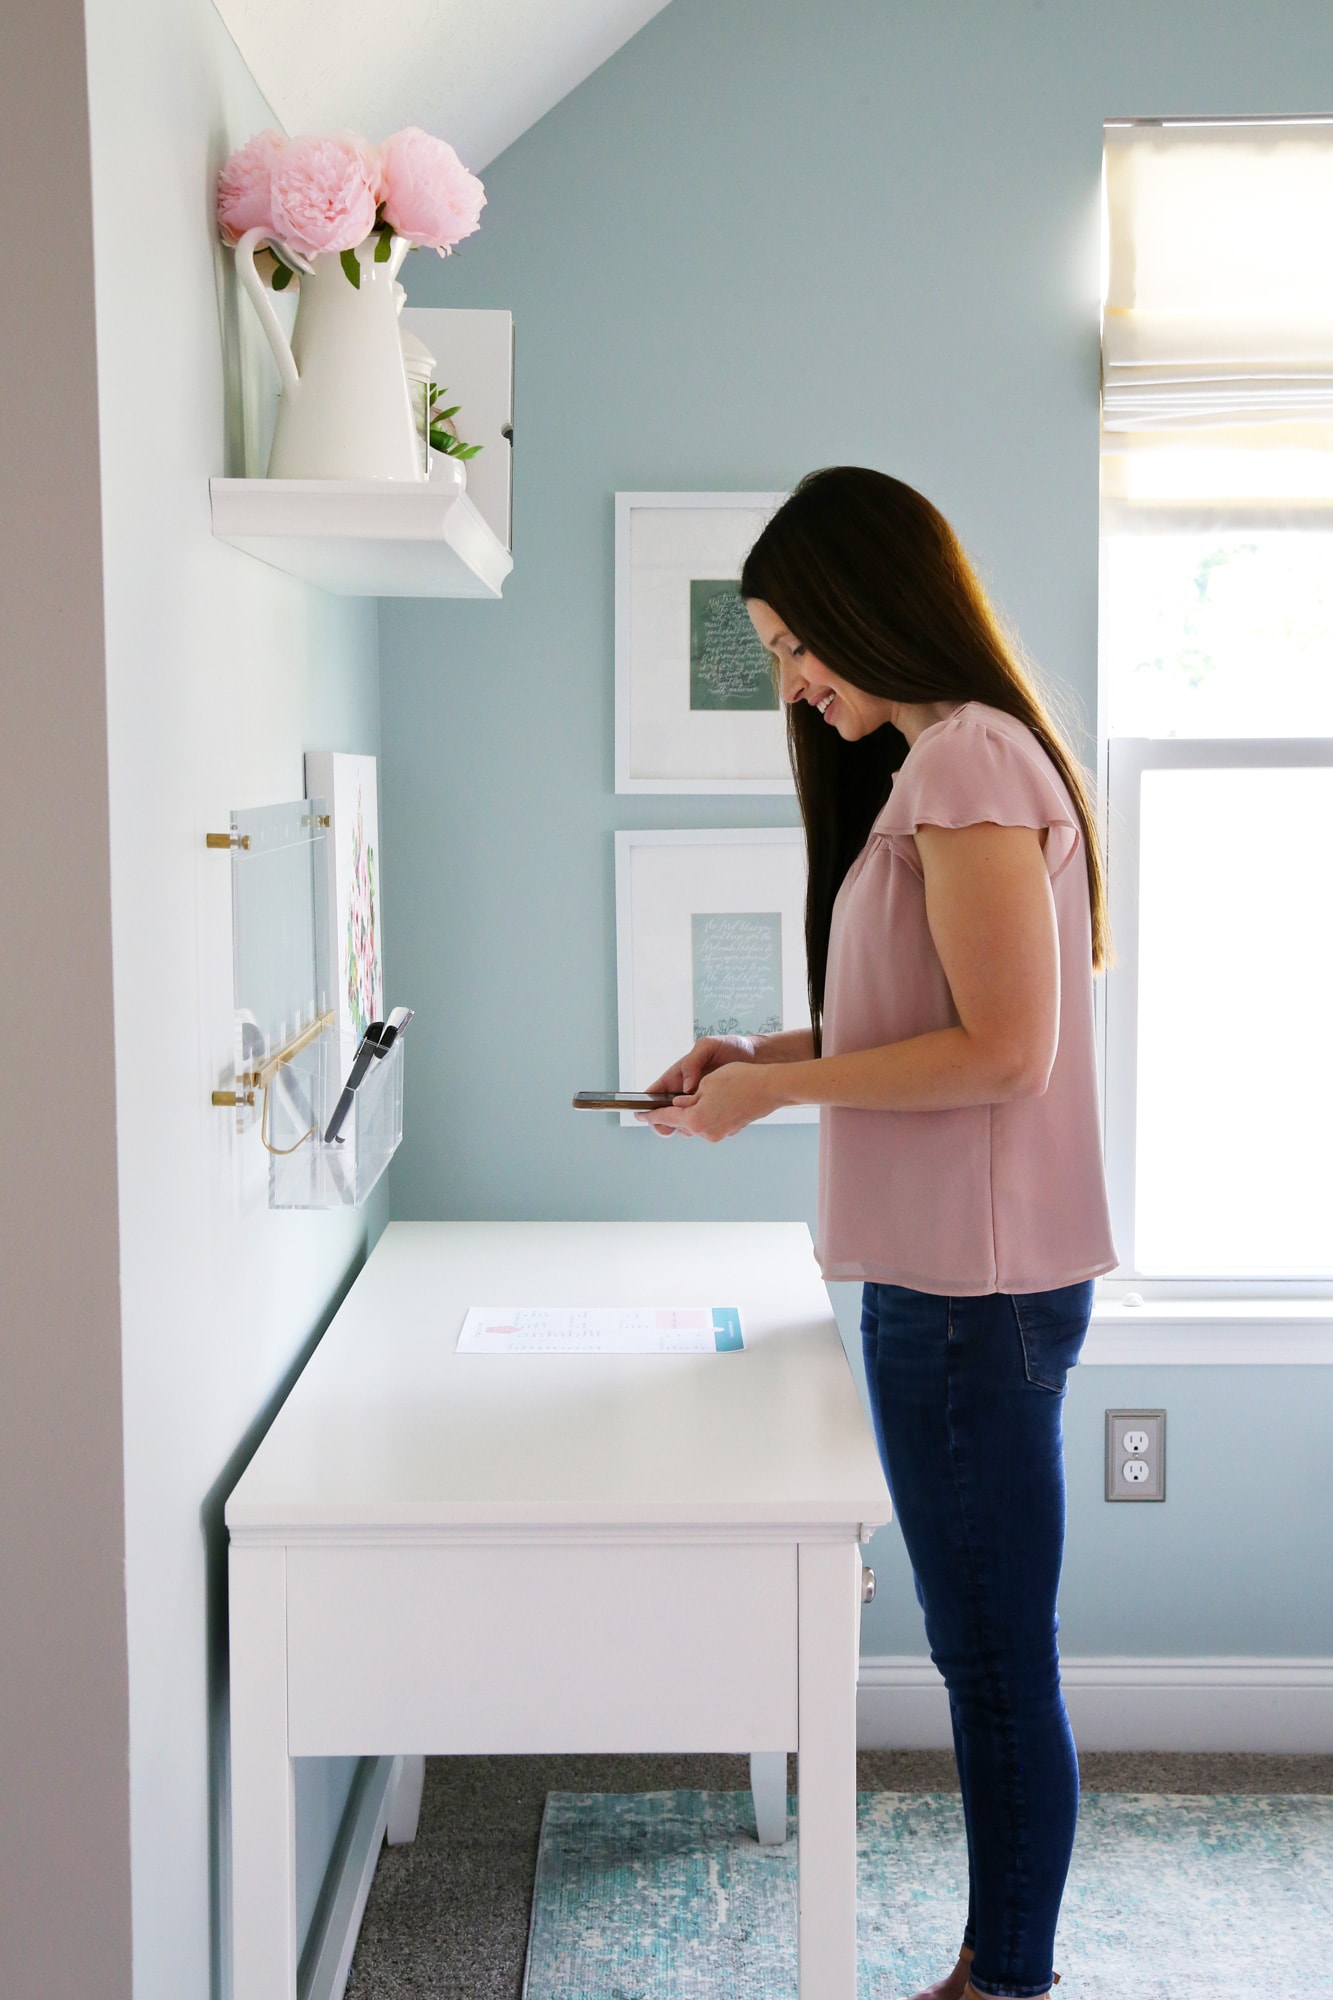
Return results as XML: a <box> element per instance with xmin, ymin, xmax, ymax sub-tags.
<box><xmin>1086</xmin><ymin>1297</ymin><xmax>1333</xmax><ymax>1365</ymax></box>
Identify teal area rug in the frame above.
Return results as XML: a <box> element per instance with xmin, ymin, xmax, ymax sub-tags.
<box><xmin>522</xmin><ymin>1789</ymin><xmax>1332</xmax><ymax>1998</ymax></box>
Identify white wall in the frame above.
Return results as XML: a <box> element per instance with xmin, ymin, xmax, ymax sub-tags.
<box><xmin>79</xmin><ymin>0</ymin><xmax>386</xmax><ymax>1991</ymax></box>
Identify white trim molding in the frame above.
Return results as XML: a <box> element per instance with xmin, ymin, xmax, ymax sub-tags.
<box><xmin>298</xmin><ymin>1755</ymin><xmax>397</xmax><ymax>2000</ymax></box>
<box><xmin>1085</xmin><ymin>1300</ymin><xmax>1333</xmax><ymax>1365</ymax></box>
<box><xmin>858</xmin><ymin>1655</ymin><xmax>1333</xmax><ymax>1753</ymax></box>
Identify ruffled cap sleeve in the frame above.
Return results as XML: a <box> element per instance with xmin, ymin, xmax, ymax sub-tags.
<box><xmin>875</xmin><ymin>706</ymin><xmax>1082</xmax><ymax>878</ymax></box>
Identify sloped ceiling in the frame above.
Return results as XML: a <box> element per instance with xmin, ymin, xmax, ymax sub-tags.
<box><xmin>213</xmin><ymin>0</ymin><xmax>675</xmax><ymax>169</ymax></box>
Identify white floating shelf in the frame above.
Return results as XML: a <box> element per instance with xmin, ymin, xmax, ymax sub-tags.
<box><xmin>210</xmin><ymin>472</ymin><xmax>513</xmax><ymax>599</ymax></box>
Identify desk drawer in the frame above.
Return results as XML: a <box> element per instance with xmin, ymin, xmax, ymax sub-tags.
<box><xmin>285</xmin><ymin>1540</ymin><xmax>797</xmax><ymax>1755</ymax></box>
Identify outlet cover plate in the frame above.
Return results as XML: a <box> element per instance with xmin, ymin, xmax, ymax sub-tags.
<box><xmin>1105</xmin><ymin>1408</ymin><xmax>1166</xmax><ymax>1502</ymax></box>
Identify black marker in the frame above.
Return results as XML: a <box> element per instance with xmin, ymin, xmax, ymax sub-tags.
<box><xmin>324</xmin><ymin>1022</ymin><xmax>385</xmax><ymax>1144</ymax></box>
<box><xmin>372</xmin><ymin>1005</ymin><xmax>414</xmax><ymax>1056</ymax></box>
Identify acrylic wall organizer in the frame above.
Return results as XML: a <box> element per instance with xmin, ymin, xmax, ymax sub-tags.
<box><xmin>208</xmin><ymin>800</ymin><xmax>403</xmax><ymax>1208</ymax></box>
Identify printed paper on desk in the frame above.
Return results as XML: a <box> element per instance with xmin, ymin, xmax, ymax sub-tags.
<box><xmin>457</xmin><ymin>1306</ymin><xmax>744</xmax><ymax>1355</ymax></box>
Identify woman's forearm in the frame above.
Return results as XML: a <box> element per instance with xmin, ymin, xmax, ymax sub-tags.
<box><xmin>751</xmin><ymin>1029</ymin><xmax>816</xmax><ymax>1064</ymax></box>
<box><xmin>767</xmin><ymin>1026</ymin><xmax>1052</xmax><ymax>1113</ymax></box>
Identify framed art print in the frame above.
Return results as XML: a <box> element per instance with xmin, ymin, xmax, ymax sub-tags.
<box><xmin>615</xmin><ymin>491</ymin><xmax>792</xmax><ymax>793</ymax></box>
<box><xmin>305</xmin><ymin>750</ymin><xmax>384</xmax><ymax>1077</ymax></box>
<box><xmin>614</xmin><ymin>828</ymin><xmax>816</xmax><ymax>1125</ymax></box>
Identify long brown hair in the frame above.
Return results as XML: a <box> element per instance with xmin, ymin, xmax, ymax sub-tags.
<box><xmin>740</xmin><ymin>467</ymin><xmax>1108</xmax><ymax>1048</ymax></box>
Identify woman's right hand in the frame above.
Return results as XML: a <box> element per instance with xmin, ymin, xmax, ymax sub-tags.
<box><xmin>642</xmin><ymin>1035</ymin><xmax>758</xmax><ymax>1133</ymax></box>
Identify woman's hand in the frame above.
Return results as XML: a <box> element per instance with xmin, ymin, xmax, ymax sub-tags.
<box><xmin>645</xmin><ymin>1033</ymin><xmax>758</xmax><ymax>1097</ymax></box>
<box><xmin>640</xmin><ymin>1035</ymin><xmax>758</xmax><ymax>1133</ymax></box>
<box><xmin>638</xmin><ymin>1054</ymin><xmax>783</xmax><ymax>1140</ymax></box>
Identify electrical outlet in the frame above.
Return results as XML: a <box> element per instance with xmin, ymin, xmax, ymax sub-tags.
<box><xmin>1105</xmin><ymin>1408</ymin><xmax>1166</xmax><ymax>1502</ymax></box>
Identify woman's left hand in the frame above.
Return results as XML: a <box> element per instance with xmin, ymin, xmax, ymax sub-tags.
<box><xmin>637</xmin><ymin>1059</ymin><xmax>783</xmax><ymax>1140</ymax></box>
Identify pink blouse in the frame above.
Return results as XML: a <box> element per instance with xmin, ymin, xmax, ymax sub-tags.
<box><xmin>816</xmin><ymin>702</ymin><xmax>1116</xmax><ymax>1296</ymax></box>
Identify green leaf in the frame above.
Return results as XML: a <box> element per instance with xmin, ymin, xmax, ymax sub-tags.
<box><xmin>428</xmin><ymin>432</ymin><xmax>485</xmax><ymax>460</ymax></box>
<box><xmin>431</xmin><ymin>404</ymin><xmax>461</xmax><ymax>423</ymax></box>
<box><xmin>373</xmin><ymin>230</ymin><xmax>393</xmax><ymax>263</ymax></box>
<box><xmin>271</xmin><ymin>261</ymin><xmax>293</xmax><ymax>291</ymax></box>
<box><xmin>340</xmin><ymin>248</ymin><xmax>361</xmax><ymax>289</ymax></box>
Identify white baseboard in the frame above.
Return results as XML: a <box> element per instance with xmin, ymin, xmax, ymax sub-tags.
<box><xmin>298</xmin><ymin>1754</ymin><xmax>397</xmax><ymax>2000</ymax></box>
<box><xmin>857</xmin><ymin>1655</ymin><xmax>1333</xmax><ymax>1753</ymax></box>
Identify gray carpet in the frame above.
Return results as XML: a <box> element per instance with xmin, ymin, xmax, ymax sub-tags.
<box><xmin>343</xmin><ymin>1751</ymin><xmax>1333</xmax><ymax>2000</ymax></box>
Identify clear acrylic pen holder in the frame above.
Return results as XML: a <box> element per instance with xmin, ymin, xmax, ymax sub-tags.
<box><xmin>265</xmin><ymin>1030</ymin><xmax>405</xmax><ymax>1210</ymax></box>
<box><xmin>210</xmin><ymin>797</ymin><xmax>406</xmax><ymax>1209</ymax></box>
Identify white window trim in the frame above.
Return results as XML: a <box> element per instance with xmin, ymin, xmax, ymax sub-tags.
<box><xmin>1096</xmin><ymin>114</ymin><xmax>1333</xmax><ymax>1361</ymax></box>
<box><xmin>1095</xmin><ymin>732</ymin><xmax>1333</xmax><ymax>1360</ymax></box>
<box><xmin>1085</xmin><ymin>1299</ymin><xmax>1333</xmax><ymax>1365</ymax></box>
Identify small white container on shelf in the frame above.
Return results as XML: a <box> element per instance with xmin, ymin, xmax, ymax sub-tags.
<box><xmin>399</xmin><ymin>307</ymin><xmax>513</xmax><ymax>549</ymax></box>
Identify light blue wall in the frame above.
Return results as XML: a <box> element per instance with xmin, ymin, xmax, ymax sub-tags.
<box><xmin>382</xmin><ymin>0</ymin><xmax>1333</xmax><ymax>1659</ymax></box>
<box><xmin>851</xmin><ymin>1333</ymin><xmax>1333</xmax><ymax>1657</ymax></box>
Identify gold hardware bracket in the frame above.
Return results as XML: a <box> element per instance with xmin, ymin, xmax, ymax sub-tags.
<box><xmin>301</xmin><ymin>813</ymin><xmax>332</xmax><ymax>829</ymax></box>
<box><xmin>238</xmin><ymin>1011</ymin><xmax>336</xmax><ymax>1093</ymax></box>
<box><xmin>212</xmin><ymin>1010</ymin><xmax>331</xmax><ymax>1111</ymax></box>
<box><xmin>260</xmin><ymin>1081</ymin><xmax>316</xmax><ymax>1155</ymax></box>
<box><xmin>206</xmin><ymin>832</ymin><xmax>251</xmax><ymax>850</ymax></box>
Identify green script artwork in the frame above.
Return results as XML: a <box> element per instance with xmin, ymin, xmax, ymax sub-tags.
<box><xmin>691</xmin><ymin>912</ymin><xmax>784</xmax><ymax>1039</ymax></box>
<box><xmin>689</xmin><ymin>581</ymin><xmax>779</xmax><ymax>711</ymax></box>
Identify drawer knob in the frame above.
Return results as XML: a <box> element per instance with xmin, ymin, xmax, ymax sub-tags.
<box><xmin>861</xmin><ymin>1566</ymin><xmax>876</xmax><ymax>1605</ymax></box>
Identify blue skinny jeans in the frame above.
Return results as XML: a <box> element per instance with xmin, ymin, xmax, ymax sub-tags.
<box><xmin>860</xmin><ymin>1279</ymin><xmax>1093</xmax><ymax>2000</ymax></box>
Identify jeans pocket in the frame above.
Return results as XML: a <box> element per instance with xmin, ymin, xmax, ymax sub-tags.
<box><xmin>1010</xmin><ymin>1280</ymin><xmax>1095</xmax><ymax>1393</ymax></box>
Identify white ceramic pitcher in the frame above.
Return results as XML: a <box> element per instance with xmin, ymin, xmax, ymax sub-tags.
<box><xmin>234</xmin><ymin>228</ymin><xmax>424</xmax><ymax>481</ymax></box>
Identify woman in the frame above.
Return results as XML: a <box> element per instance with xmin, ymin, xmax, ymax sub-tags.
<box><xmin>643</xmin><ymin>467</ymin><xmax>1116</xmax><ymax>2000</ymax></box>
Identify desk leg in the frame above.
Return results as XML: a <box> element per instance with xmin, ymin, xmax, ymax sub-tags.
<box><xmin>749</xmin><ymin>1751</ymin><xmax>789</xmax><ymax>1846</ymax></box>
<box><xmin>230</xmin><ymin>1546</ymin><xmax>298</xmax><ymax>2000</ymax></box>
<box><xmin>386</xmin><ymin>1754</ymin><xmax>426</xmax><ymax>1845</ymax></box>
<box><xmin>796</xmin><ymin>1540</ymin><xmax>860</xmax><ymax>2000</ymax></box>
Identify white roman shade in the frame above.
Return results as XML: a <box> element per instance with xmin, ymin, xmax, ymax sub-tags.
<box><xmin>1102</xmin><ymin>119</ymin><xmax>1333</xmax><ymax>431</ymax></box>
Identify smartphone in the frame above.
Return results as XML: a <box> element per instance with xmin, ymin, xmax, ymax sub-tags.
<box><xmin>572</xmin><ymin>1090</ymin><xmax>674</xmax><ymax>1110</ymax></box>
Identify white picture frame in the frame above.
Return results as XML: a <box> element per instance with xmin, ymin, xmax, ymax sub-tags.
<box><xmin>615</xmin><ymin>491</ymin><xmax>793</xmax><ymax>793</ymax></box>
<box><xmin>614</xmin><ymin>828</ymin><xmax>817</xmax><ymax>1126</ymax></box>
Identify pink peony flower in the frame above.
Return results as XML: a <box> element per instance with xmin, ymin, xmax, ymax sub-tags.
<box><xmin>217</xmin><ymin>129</ymin><xmax>288</xmax><ymax>245</ymax></box>
<box><xmin>379</xmin><ymin>128</ymin><xmax>485</xmax><ymax>253</ymax></box>
<box><xmin>268</xmin><ymin>132</ymin><xmax>382</xmax><ymax>260</ymax></box>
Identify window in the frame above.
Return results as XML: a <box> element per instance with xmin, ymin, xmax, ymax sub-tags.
<box><xmin>1099</xmin><ymin>117</ymin><xmax>1333</xmax><ymax>1296</ymax></box>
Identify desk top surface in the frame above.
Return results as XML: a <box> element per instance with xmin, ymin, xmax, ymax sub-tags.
<box><xmin>226</xmin><ymin>1221</ymin><xmax>890</xmax><ymax>1538</ymax></box>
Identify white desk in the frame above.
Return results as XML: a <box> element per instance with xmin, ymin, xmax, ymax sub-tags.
<box><xmin>226</xmin><ymin>1221</ymin><xmax>891</xmax><ymax>1997</ymax></box>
